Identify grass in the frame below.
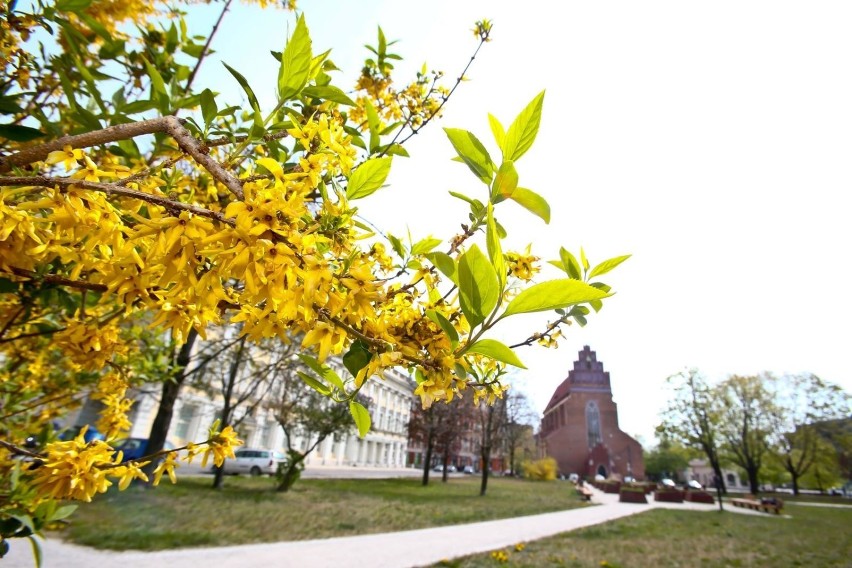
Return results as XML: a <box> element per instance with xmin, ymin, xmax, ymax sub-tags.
<box><xmin>60</xmin><ymin>476</ymin><xmax>590</xmax><ymax>550</ymax></box>
<box><xmin>432</xmin><ymin>505</ymin><xmax>852</xmax><ymax>567</ymax></box>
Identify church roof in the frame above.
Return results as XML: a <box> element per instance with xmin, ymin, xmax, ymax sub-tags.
<box><xmin>544</xmin><ymin>345</ymin><xmax>613</xmax><ymax>412</ymax></box>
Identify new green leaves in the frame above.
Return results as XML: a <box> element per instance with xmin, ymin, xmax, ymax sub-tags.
<box><xmin>502</xmin><ymin>91</ymin><xmax>545</xmax><ymax>161</ymax></box>
<box><xmin>278</xmin><ymin>14</ymin><xmax>312</xmax><ymax>101</ymax></box>
<box><xmin>349</xmin><ymin>401</ymin><xmax>371</xmax><ymax>438</ymax></box>
<box><xmin>347</xmin><ymin>156</ymin><xmax>392</xmax><ymax>200</ymax></box>
<box><xmin>502</xmin><ymin>279</ymin><xmax>610</xmax><ymax>318</ymax></box>
<box><xmin>444</xmin><ymin>128</ymin><xmax>494</xmax><ymax>185</ymax></box>
<box><xmin>458</xmin><ymin>244</ymin><xmax>499</xmax><ymax>328</ymax></box>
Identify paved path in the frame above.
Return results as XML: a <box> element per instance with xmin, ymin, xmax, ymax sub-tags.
<box><xmin>1</xmin><ymin>487</ymin><xmax>766</xmax><ymax>568</ymax></box>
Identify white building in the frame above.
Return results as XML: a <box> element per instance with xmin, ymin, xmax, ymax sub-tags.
<box><xmin>66</xmin><ymin>359</ymin><xmax>414</xmax><ymax>470</ymax></box>
<box><xmin>683</xmin><ymin>458</ymin><xmax>750</xmax><ymax>492</ymax></box>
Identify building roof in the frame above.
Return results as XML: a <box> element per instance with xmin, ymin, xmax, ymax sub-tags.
<box><xmin>544</xmin><ymin>345</ymin><xmax>613</xmax><ymax>412</ymax></box>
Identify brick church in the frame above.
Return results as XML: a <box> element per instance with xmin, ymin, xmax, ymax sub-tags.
<box><xmin>540</xmin><ymin>346</ymin><xmax>644</xmax><ymax>480</ymax></box>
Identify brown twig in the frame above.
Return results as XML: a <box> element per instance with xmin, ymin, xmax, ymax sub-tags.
<box><xmin>0</xmin><ymin>116</ymin><xmax>245</xmax><ymax>200</ymax></box>
<box><xmin>0</xmin><ymin>176</ymin><xmax>233</xmax><ymax>225</ymax></box>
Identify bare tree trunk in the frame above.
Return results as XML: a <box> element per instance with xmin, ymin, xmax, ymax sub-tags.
<box><xmin>479</xmin><ymin>446</ymin><xmax>491</xmax><ymax>497</ymax></box>
<box><xmin>276</xmin><ymin>450</ymin><xmax>307</xmax><ymax>492</ymax></box>
<box><xmin>421</xmin><ymin>429</ymin><xmax>434</xmax><ymax>487</ymax></box>
<box><xmin>143</xmin><ymin>329</ymin><xmax>198</xmax><ymax>481</ymax></box>
<box><xmin>441</xmin><ymin>444</ymin><xmax>450</xmax><ymax>483</ymax></box>
<box><xmin>213</xmin><ymin>336</ymin><xmax>247</xmax><ymax>489</ymax></box>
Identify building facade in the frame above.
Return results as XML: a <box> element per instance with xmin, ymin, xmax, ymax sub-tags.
<box><xmin>66</xmin><ymin>360</ymin><xmax>414</xmax><ymax>469</ymax></box>
<box><xmin>540</xmin><ymin>346</ymin><xmax>644</xmax><ymax>480</ymax></box>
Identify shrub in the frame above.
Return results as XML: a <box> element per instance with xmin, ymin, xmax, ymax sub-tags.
<box><xmin>522</xmin><ymin>458</ymin><xmax>558</xmax><ymax>481</ymax></box>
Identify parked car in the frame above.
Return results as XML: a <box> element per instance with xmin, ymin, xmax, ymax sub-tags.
<box><xmin>462</xmin><ymin>465</ymin><xmax>475</xmax><ymax>474</ymax></box>
<box><xmin>624</xmin><ymin>476</ymin><xmax>636</xmax><ymax>483</ymax></box>
<box><xmin>687</xmin><ymin>480</ymin><xmax>702</xmax><ymax>490</ymax></box>
<box><xmin>828</xmin><ymin>487</ymin><xmax>843</xmax><ymax>496</ymax></box>
<box><xmin>661</xmin><ymin>478</ymin><xmax>676</xmax><ymax>488</ymax></box>
<box><xmin>59</xmin><ymin>425</ymin><xmax>105</xmax><ymax>444</ymax></box>
<box><xmin>113</xmin><ymin>437</ymin><xmax>175</xmax><ymax>462</ymax></box>
<box><xmin>432</xmin><ymin>464</ymin><xmax>456</xmax><ymax>473</ymax></box>
<box><xmin>568</xmin><ymin>473</ymin><xmax>580</xmax><ymax>483</ymax></box>
<box><xmin>220</xmin><ymin>448</ymin><xmax>286</xmax><ymax>476</ymax></box>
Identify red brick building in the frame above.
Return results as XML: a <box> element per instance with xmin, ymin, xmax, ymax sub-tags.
<box><xmin>540</xmin><ymin>346</ymin><xmax>644</xmax><ymax>480</ymax></box>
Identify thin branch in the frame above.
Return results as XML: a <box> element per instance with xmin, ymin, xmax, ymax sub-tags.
<box><xmin>0</xmin><ymin>176</ymin><xmax>233</xmax><ymax>225</ymax></box>
<box><xmin>182</xmin><ymin>0</ymin><xmax>235</xmax><ymax>99</ymax></box>
<box><xmin>0</xmin><ymin>116</ymin><xmax>245</xmax><ymax>200</ymax></box>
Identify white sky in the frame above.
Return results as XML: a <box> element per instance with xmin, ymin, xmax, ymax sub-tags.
<box><xmin>190</xmin><ymin>0</ymin><xmax>852</xmax><ymax>443</ymax></box>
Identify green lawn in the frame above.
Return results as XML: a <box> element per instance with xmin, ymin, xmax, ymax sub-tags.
<box><xmin>432</xmin><ymin>505</ymin><xmax>852</xmax><ymax>567</ymax></box>
<box><xmin>60</xmin><ymin>476</ymin><xmax>590</xmax><ymax>550</ymax></box>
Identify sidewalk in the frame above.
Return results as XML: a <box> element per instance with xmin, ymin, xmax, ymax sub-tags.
<box><xmin>1</xmin><ymin>487</ymin><xmax>735</xmax><ymax>568</ymax></box>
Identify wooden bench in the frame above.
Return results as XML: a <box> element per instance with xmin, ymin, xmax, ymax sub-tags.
<box><xmin>730</xmin><ymin>495</ymin><xmax>783</xmax><ymax>514</ymax></box>
<box><xmin>576</xmin><ymin>486</ymin><xmax>594</xmax><ymax>501</ymax></box>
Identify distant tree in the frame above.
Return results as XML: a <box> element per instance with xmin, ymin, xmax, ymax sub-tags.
<box><xmin>718</xmin><ymin>374</ymin><xmax>776</xmax><ymax>495</ymax></box>
<box><xmin>768</xmin><ymin>374</ymin><xmax>850</xmax><ymax>495</ymax></box>
<box><xmin>477</xmin><ymin>395</ymin><xmax>507</xmax><ymax>497</ymax></box>
<box><xmin>408</xmin><ymin>403</ymin><xmax>444</xmax><ymax>486</ymax></box>
<box><xmin>658</xmin><ymin>369</ymin><xmax>727</xmax><ymax>492</ymax></box>
<box><xmin>799</xmin><ymin>436</ymin><xmax>844</xmax><ymax>492</ymax></box>
<box><xmin>268</xmin><ymin>358</ymin><xmax>366</xmax><ymax>492</ymax></box>
<box><xmin>501</xmin><ymin>391</ymin><xmax>537</xmax><ymax>476</ymax></box>
<box><xmin>644</xmin><ymin>437</ymin><xmax>694</xmax><ymax>482</ymax></box>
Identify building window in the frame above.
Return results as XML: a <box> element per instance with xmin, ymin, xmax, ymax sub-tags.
<box><xmin>174</xmin><ymin>404</ymin><xmax>196</xmax><ymax>440</ymax></box>
<box><xmin>586</xmin><ymin>401</ymin><xmax>602</xmax><ymax>447</ymax></box>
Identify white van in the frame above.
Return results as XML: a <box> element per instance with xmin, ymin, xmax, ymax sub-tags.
<box><xmin>220</xmin><ymin>448</ymin><xmax>286</xmax><ymax>476</ymax></box>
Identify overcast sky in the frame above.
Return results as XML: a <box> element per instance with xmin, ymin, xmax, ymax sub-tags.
<box><xmin>193</xmin><ymin>0</ymin><xmax>852</xmax><ymax>444</ymax></box>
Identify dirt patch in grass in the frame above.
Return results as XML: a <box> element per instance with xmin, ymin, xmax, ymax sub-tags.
<box><xmin>61</xmin><ymin>476</ymin><xmax>589</xmax><ymax>550</ymax></box>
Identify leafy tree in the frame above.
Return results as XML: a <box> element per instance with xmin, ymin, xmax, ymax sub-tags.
<box><xmin>269</xmin><ymin>357</ymin><xmax>367</xmax><ymax>492</ymax></box>
<box><xmin>0</xmin><ymin>1</ymin><xmax>628</xmax><ymax>557</ymax></box>
<box><xmin>768</xmin><ymin>374</ymin><xmax>850</xmax><ymax>495</ymax></box>
<box><xmin>658</xmin><ymin>369</ymin><xmax>727</xmax><ymax>492</ymax></box>
<box><xmin>643</xmin><ymin>438</ymin><xmax>694</xmax><ymax>482</ymax></box>
<box><xmin>717</xmin><ymin>374</ymin><xmax>776</xmax><ymax>495</ymax></box>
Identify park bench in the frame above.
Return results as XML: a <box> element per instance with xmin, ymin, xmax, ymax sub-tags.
<box><xmin>576</xmin><ymin>486</ymin><xmax>594</xmax><ymax>501</ymax></box>
<box><xmin>730</xmin><ymin>495</ymin><xmax>783</xmax><ymax>514</ymax></box>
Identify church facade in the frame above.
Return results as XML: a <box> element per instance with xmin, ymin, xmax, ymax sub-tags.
<box><xmin>540</xmin><ymin>346</ymin><xmax>644</xmax><ymax>480</ymax></box>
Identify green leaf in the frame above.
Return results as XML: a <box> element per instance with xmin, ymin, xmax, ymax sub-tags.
<box><xmin>580</xmin><ymin>247</ymin><xmax>590</xmax><ymax>272</ymax></box>
<box><xmin>297</xmin><ymin>354</ymin><xmax>345</xmax><ymax>391</ymax></box>
<box><xmin>502</xmin><ymin>279</ymin><xmax>610</xmax><ymax>318</ymax></box>
<box><xmin>488</xmin><ymin>113</ymin><xmax>505</xmax><ymax>148</ymax></box>
<box><xmin>466</xmin><ymin>339</ymin><xmax>526</xmax><ymax>369</ymax></box>
<box><xmin>365</xmin><ymin>100</ymin><xmax>381</xmax><ymax>154</ymax></box>
<box><xmin>559</xmin><ymin>247</ymin><xmax>582</xmax><ymax>280</ymax></box>
<box><xmin>349</xmin><ymin>401</ymin><xmax>371</xmax><ymax>438</ymax></box>
<box><xmin>509</xmin><ymin>187</ymin><xmax>550</xmax><ymax>224</ymax></box>
<box><xmin>426</xmin><ymin>309</ymin><xmax>459</xmax><ymax>349</ymax></box>
<box><xmin>0</xmin><ymin>278</ymin><xmax>18</xmax><ymax>293</ymax></box>
<box><xmin>27</xmin><ymin>535</ymin><xmax>42</xmax><ymax>568</ymax></box>
<box><xmin>121</xmin><ymin>99</ymin><xmax>157</xmax><ymax>114</ymax></box>
<box><xmin>457</xmin><ymin>244</ymin><xmax>500</xmax><ymax>328</ymax></box>
<box><xmin>55</xmin><ymin>0</ymin><xmax>93</xmax><ymax>12</ymax></box>
<box><xmin>200</xmin><ymin>89</ymin><xmax>217</xmax><ymax>127</ymax></box>
<box><xmin>0</xmin><ymin>124</ymin><xmax>44</xmax><ymax>142</ymax></box>
<box><xmin>388</xmin><ymin>234</ymin><xmax>406</xmax><ymax>258</ymax></box>
<box><xmin>141</xmin><ymin>56</ymin><xmax>168</xmax><ymax>99</ymax></box>
<box><xmin>223</xmin><ymin>62</ymin><xmax>261</xmax><ymax>114</ymax></box>
<box><xmin>301</xmin><ymin>85</ymin><xmax>356</xmax><ymax>106</ymax></box>
<box><xmin>46</xmin><ymin>504</ymin><xmax>77</xmax><ymax>523</ymax></box>
<box><xmin>343</xmin><ymin>340</ymin><xmax>372</xmax><ymax>380</ymax></box>
<box><xmin>0</xmin><ymin>95</ymin><xmax>22</xmax><ymax>114</ymax></box>
<box><xmin>382</xmin><ymin>143</ymin><xmax>409</xmax><ymax>158</ymax></box>
<box><xmin>502</xmin><ymin>90</ymin><xmax>545</xmax><ymax>161</ymax></box>
<box><xmin>486</xmin><ymin>202</ymin><xmax>506</xmax><ymax>291</ymax></box>
<box><xmin>443</xmin><ymin>128</ymin><xmax>494</xmax><ymax>185</ymax></box>
<box><xmin>426</xmin><ymin>252</ymin><xmax>456</xmax><ymax>283</ymax></box>
<box><xmin>278</xmin><ymin>14</ymin><xmax>312</xmax><ymax>101</ymax></box>
<box><xmin>588</xmin><ymin>254</ymin><xmax>631</xmax><ymax>279</ymax></box>
<box><xmin>297</xmin><ymin>371</ymin><xmax>331</xmax><ymax>396</ymax></box>
<box><xmin>347</xmin><ymin>156</ymin><xmax>393</xmax><ymax>200</ymax></box>
<box><xmin>410</xmin><ymin>237</ymin><xmax>442</xmax><ymax>256</ymax></box>
<box><xmin>448</xmin><ymin>190</ymin><xmax>475</xmax><ymax>206</ymax></box>
<box><xmin>491</xmin><ymin>160</ymin><xmax>518</xmax><ymax>203</ymax></box>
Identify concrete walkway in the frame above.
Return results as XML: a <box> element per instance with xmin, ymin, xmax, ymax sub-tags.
<box><xmin>1</xmin><ymin>488</ymin><xmax>760</xmax><ymax>568</ymax></box>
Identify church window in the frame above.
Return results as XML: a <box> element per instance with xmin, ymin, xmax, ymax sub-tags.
<box><xmin>586</xmin><ymin>401</ymin><xmax>602</xmax><ymax>447</ymax></box>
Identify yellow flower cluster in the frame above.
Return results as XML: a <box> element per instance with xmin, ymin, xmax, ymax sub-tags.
<box><xmin>54</xmin><ymin>319</ymin><xmax>128</xmax><ymax>371</ymax></box>
<box><xmin>490</xmin><ymin>550</ymin><xmax>509</xmax><ymax>563</ymax></box>
<box><xmin>506</xmin><ymin>247</ymin><xmax>540</xmax><ymax>281</ymax></box>
<box><xmin>27</xmin><ymin>428</ymin><xmax>145</xmax><ymax>502</ymax></box>
<box><xmin>91</xmin><ymin>372</ymin><xmax>134</xmax><ymax>440</ymax></box>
